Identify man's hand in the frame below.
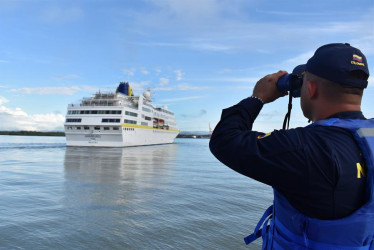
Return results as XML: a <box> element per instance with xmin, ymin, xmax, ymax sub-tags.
<box><xmin>252</xmin><ymin>71</ymin><xmax>288</xmax><ymax>104</ymax></box>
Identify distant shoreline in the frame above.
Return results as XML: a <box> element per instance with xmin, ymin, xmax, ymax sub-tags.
<box><xmin>0</xmin><ymin>131</ymin><xmax>210</xmax><ymax>139</ymax></box>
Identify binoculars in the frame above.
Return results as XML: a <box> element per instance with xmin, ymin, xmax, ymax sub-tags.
<box><xmin>276</xmin><ymin>65</ymin><xmax>305</xmax><ymax>98</ymax></box>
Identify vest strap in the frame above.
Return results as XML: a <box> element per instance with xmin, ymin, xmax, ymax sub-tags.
<box><xmin>244</xmin><ymin>205</ymin><xmax>273</xmax><ymax>245</ymax></box>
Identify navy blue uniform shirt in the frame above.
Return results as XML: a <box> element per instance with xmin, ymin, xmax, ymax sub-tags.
<box><xmin>209</xmin><ymin>97</ymin><xmax>367</xmax><ymax>220</ymax></box>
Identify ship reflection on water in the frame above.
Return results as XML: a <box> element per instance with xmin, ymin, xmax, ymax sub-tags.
<box><xmin>62</xmin><ymin>144</ymin><xmax>180</xmax><ymax>248</ymax></box>
<box><xmin>63</xmin><ymin>144</ymin><xmax>178</xmax><ymax>184</ymax></box>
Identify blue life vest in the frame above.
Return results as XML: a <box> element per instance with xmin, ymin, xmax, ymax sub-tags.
<box><xmin>244</xmin><ymin>118</ymin><xmax>374</xmax><ymax>249</ymax></box>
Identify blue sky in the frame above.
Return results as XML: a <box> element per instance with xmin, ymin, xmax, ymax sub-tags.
<box><xmin>0</xmin><ymin>0</ymin><xmax>373</xmax><ymax>132</ymax></box>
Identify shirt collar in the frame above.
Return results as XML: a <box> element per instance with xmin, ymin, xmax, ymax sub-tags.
<box><xmin>328</xmin><ymin>111</ymin><xmax>366</xmax><ymax>120</ymax></box>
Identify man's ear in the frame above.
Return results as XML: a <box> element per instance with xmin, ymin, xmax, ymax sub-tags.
<box><xmin>307</xmin><ymin>81</ymin><xmax>318</xmax><ymax>99</ymax></box>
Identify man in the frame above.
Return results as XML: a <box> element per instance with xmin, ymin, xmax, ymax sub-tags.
<box><xmin>209</xmin><ymin>43</ymin><xmax>374</xmax><ymax>249</ymax></box>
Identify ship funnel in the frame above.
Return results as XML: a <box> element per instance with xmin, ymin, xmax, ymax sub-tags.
<box><xmin>116</xmin><ymin>81</ymin><xmax>133</xmax><ymax>96</ymax></box>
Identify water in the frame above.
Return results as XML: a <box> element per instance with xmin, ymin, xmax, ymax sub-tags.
<box><xmin>0</xmin><ymin>135</ymin><xmax>272</xmax><ymax>249</ymax></box>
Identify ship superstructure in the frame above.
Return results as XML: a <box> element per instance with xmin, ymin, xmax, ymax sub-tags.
<box><xmin>64</xmin><ymin>82</ymin><xmax>179</xmax><ymax>147</ymax></box>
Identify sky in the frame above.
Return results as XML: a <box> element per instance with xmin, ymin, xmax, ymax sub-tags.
<box><xmin>0</xmin><ymin>0</ymin><xmax>373</xmax><ymax>132</ymax></box>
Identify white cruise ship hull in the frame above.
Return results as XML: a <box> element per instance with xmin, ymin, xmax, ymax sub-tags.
<box><xmin>65</xmin><ymin>125</ymin><xmax>179</xmax><ymax>147</ymax></box>
<box><xmin>64</xmin><ymin>82</ymin><xmax>180</xmax><ymax>147</ymax></box>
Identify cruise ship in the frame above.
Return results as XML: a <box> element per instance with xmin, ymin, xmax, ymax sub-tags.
<box><xmin>64</xmin><ymin>82</ymin><xmax>179</xmax><ymax>147</ymax></box>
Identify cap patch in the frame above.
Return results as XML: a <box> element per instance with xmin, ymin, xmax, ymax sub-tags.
<box><xmin>352</xmin><ymin>54</ymin><xmax>365</xmax><ymax>66</ymax></box>
<box><xmin>353</xmin><ymin>54</ymin><xmax>363</xmax><ymax>62</ymax></box>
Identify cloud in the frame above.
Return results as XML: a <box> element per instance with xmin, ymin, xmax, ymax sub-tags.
<box><xmin>0</xmin><ymin>98</ymin><xmax>64</xmax><ymax>131</ymax></box>
<box><xmin>160</xmin><ymin>95</ymin><xmax>204</xmax><ymax>103</ymax></box>
<box><xmin>154</xmin><ymin>83</ymin><xmax>210</xmax><ymax>91</ymax></box>
<box><xmin>159</xmin><ymin>77</ymin><xmax>169</xmax><ymax>86</ymax></box>
<box><xmin>174</xmin><ymin>70</ymin><xmax>183</xmax><ymax>81</ymax></box>
<box><xmin>255</xmin><ymin>9</ymin><xmax>332</xmax><ymax>16</ymax></box>
<box><xmin>368</xmin><ymin>76</ymin><xmax>374</xmax><ymax>87</ymax></box>
<box><xmin>53</xmin><ymin>74</ymin><xmax>80</xmax><ymax>81</ymax></box>
<box><xmin>41</xmin><ymin>6</ymin><xmax>83</xmax><ymax>23</ymax></box>
<box><xmin>181</xmin><ymin>109</ymin><xmax>207</xmax><ymax>118</ymax></box>
<box><xmin>278</xmin><ymin>51</ymin><xmax>314</xmax><ymax>71</ymax></box>
<box><xmin>129</xmin><ymin>2</ymin><xmax>374</xmax><ymax>56</ymax></box>
<box><xmin>0</xmin><ymin>59</ymin><xmax>8</xmax><ymax>63</ymax></box>
<box><xmin>140</xmin><ymin>67</ymin><xmax>149</xmax><ymax>75</ymax></box>
<box><xmin>189</xmin><ymin>38</ymin><xmax>232</xmax><ymax>51</ymax></box>
<box><xmin>176</xmin><ymin>83</ymin><xmax>209</xmax><ymax>90</ymax></box>
<box><xmin>0</xmin><ymin>96</ymin><xmax>9</xmax><ymax>105</ymax></box>
<box><xmin>351</xmin><ymin>35</ymin><xmax>374</xmax><ymax>55</ymax></box>
<box><xmin>10</xmin><ymin>86</ymin><xmax>80</xmax><ymax>95</ymax></box>
<box><xmin>128</xmin><ymin>81</ymin><xmax>151</xmax><ymax>93</ymax></box>
<box><xmin>122</xmin><ymin>68</ymin><xmax>136</xmax><ymax>76</ymax></box>
<box><xmin>217</xmin><ymin>77</ymin><xmax>259</xmax><ymax>83</ymax></box>
<box><xmin>131</xmin><ymin>40</ymin><xmax>232</xmax><ymax>52</ymax></box>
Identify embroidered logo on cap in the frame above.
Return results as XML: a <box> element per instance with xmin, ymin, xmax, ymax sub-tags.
<box><xmin>353</xmin><ymin>54</ymin><xmax>363</xmax><ymax>62</ymax></box>
<box><xmin>351</xmin><ymin>54</ymin><xmax>365</xmax><ymax>66</ymax></box>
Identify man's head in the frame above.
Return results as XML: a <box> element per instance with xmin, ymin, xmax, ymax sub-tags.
<box><xmin>300</xmin><ymin>43</ymin><xmax>369</xmax><ymax>121</ymax></box>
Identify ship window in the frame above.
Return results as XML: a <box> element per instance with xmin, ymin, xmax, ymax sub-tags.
<box><xmin>102</xmin><ymin>119</ymin><xmax>120</xmax><ymax>123</ymax></box>
<box><xmin>66</xmin><ymin>118</ymin><xmax>82</xmax><ymax>122</ymax></box>
<box><xmin>125</xmin><ymin>111</ymin><xmax>138</xmax><ymax>117</ymax></box>
<box><xmin>84</xmin><ymin>111</ymin><xmax>90</xmax><ymax>114</ymax></box>
<box><xmin>142</xmin><ymin>107</ymin><xmax>151</xmax><ymax>112</ymax></box>
<box><xmin>91</xmin><ymin>110</ymin><xmax>98</xmax><ymax>114</ymax></box>
<box><xmin>94</xmin><ymin>126</ymin><xmax>100</xmax><ymax>130</ymax></box>
<box><xmin>144</xmin><ymin>116</ymin><xmax>151</xmax><ymax>121</ymax></box>
<box><xmin>141</xmin><ymin>122</ymin><xmax>148</xmax><ymax>126</ymax></box>
<box><xmin>105</xmin><ymin>110</ymin><xmax>110</xmax><ymax>114</ymax></box>
<box><xmin>124</xmin><ymin>119</ymin><xmax>137</xmax><ymax>124</ymax></box>
<box><xmin>84</xmin><ymin>126</ymin><xmax>89</xmax><ymax>130</ymax></box>
<box><xmin>80</xmin><ymin>111</ymin><xmax>84</xmax><ymax>114</ymax></box>
<box><xmin>77</xmin><ymin>127</ymin><xmax>81</xmax><ymax>130</ymax></box>
<box><xmin>113</xmin><ymin>127</ymin><xmax>119</xmax><ymax>130</ymax></box>
<box><xmin>104</xmin><ymin>127</ymin><xmax>110</xmax><ymax>130</ymax></box>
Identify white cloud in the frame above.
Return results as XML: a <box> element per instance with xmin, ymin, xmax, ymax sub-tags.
<box><xmin>176</xmin><ymin>83</ymin><xmax>209</xmax><ymax>91</ymax></box>
<box><xmin>278</xmin><ymin>51</ymin><xmax>314</xmax><ymax>71</ymax></box>
<box><xmin>10</xmin><ymin>86</ymin><xmax>80</xmax><ymax>95</ymax></box>
<box><xmin>80</xmin><ymin>85</ymin><xmax>101</xmax><ymax>93</ymax></box>
<box><xmin>128</xmin><ymin>81</ymin><xmax>150</xmax><ymax>93</ymax></box>
<box><xmin>130</xmin><ymin>2</ymin><xmax>374</xmax><ymax>55</ymax></box>
<box><xmin>0</xmin><ymin>96</ymin><xmax>9</xmax><ymax>105</ymax></box>
<box><xmin>159</xmin><ymin>77</ymin><xmax>169</xmax><ymax>86</ymax></box>
<box><xmin>368</xmin><ymin>76</ymin><xmax>374</xmax><ymax>87</ymax></box>
<box><xmin>140</xmin><ymin>67</ymin><xmax>149</xmax><ymax>75</ymax></box>
<box><xmin>351</xmin><ymin>35</ymin><xmax>374</xmax><ymax>55</ymax></box>
<box><xmin>41</xmin><ymin>6</ymin><xmax>83</xmax><ymax>23</ymax></box>
<box><xmin>160</xmin><ymin>95</ymin><xmax>205</xmax><ymax>103</ymax></box>
<box><xmin>122</xmin><ymin>68</ymin><xmax>136</xmax><ymax>76</ymax></box>
<box><xmin>0</xmin><ymin>100</ymin><xmax>65</xmax><ymax>131</ymax></box>
<box><xmin>174</xmin><ymin>70</ymin><xmax>183</xmax><ymax>81</ymax></box>
<box><xmin>153</xmin><ymin>83</ymin><xmax>210</xmax><ymax>91</ymax></box>
<box><xmin>53</xmin><ymin>74</ymin><xmax>80</xmax><ymax>81</ymax></box>
<box><xmin>217</xmin><ymin>77</ymin><xmax>259</xmax><ymax>83</ymax></box>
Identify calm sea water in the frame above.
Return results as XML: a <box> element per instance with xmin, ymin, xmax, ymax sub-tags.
<box><xmin>0</xmin><ymin>135</ymin><xmax>272</xmax><ymax>249</ymax></box>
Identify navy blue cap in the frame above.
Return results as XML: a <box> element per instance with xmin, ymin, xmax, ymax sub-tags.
<box><xmin>292</xmin><ymin>64</ymin><xmax>306</xmax><ymax>75</ymax></box>
<box><xmin>305</xmin><ymin>43</ymin><xmax>369</xmax><ymax>88</ymax></box>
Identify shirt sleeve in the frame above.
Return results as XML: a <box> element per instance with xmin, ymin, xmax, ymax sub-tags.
<box><xmin>209</xmin><ymin>97</ymin><xmax>308</xmax><ymax>192</ymax></box>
